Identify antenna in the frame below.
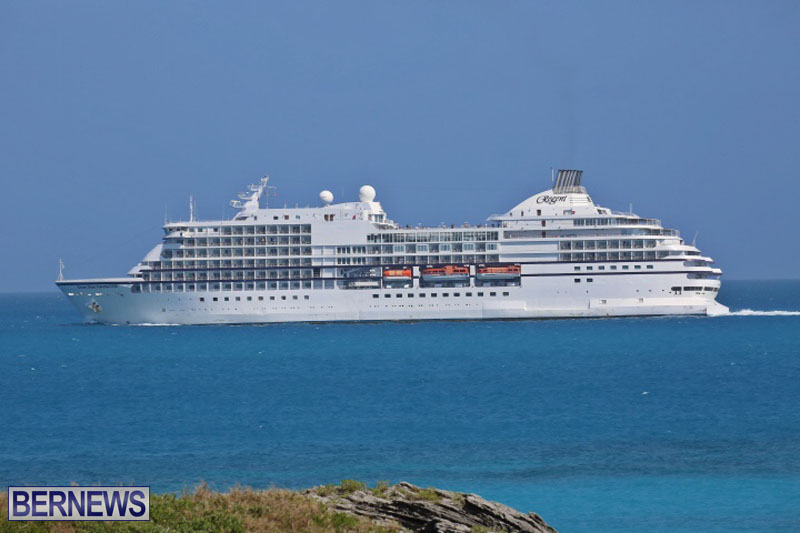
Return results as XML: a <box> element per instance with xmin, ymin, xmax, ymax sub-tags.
<box><xmin>189</xmin><ymin>195</ymin><xmax>195</xmax><ymax>222</ymax></box>
<box><xmin>692</xmin><ymin>231</ymin><xmax>699</xmax><ymax>247</ymax></box>
<box><xmin>629</xmin><ymin>203</ymin><xmax>633</xmax><ymax>214</ymax></box>
<box><xmin>551</xmin><ymin>167</ymin><xmax>554</xmax><ymax>184</ymax></box>
<box><xmin>57</xmin><ymin>259</ymin><xmax>64</xmax><ymax>281</ymax></box>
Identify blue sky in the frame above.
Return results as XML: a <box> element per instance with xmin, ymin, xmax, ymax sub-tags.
<box><xmin>1</xmin><ymin>1</ymin><xmax>798</xmax><ymax>291</ymax></box>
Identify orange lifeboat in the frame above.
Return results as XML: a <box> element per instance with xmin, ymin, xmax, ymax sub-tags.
<box><xmin>476</xmin><ymin>265</ymin><xmax>521</xmax><ymax>280</ymax></box>
<box><xmin>421</xmin><ymin>265</ymin><xmax>469</xmax><ymax>282</ymax></box>
<box><xmin>383</xmin><ymin>268</ymin><xmax>412</xmax><ymax>280</ymax></box>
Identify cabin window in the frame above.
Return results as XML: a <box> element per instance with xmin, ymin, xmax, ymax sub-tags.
<box><xmin>466</xmin><ymin>292</ymin><xmax>472</xmax><ymax>297</ymax></box>
<box><xmin>647</xmin><ymin>265</ymin><xmax>654</xmax><ymax>269</ymax></box>
<box><xmin>200</xmin><ymin>297</ymin><xmax>205</xmax><ymax>302</ymax></box>
<box><xmin>213</xmin><ymin>297</ymin><xmax>218</xmax><ymax>302</ymax></box>
<box><xmin>574</xmin><ymin>266</ymin><xmax>580</xmax><ymax>271</ymax></box>
<box><xmin>587</xmin><ymin>278</ymin><xmax>593</xmax><ymax>283</ymax></box>
<box><xmin>490</xmin><ymin>292</ymin><xmax>497</xmax><ymax>296</ymax></box>
<box><xmin>477</xmin><ymin>292</ymin><xmax>484</xmax><ymax>296</ymax></box>
<box><xmin>574</xmin><ymin>279</ymin><xmax>581</xmax><ymax>283</ymax></box>
<box><xmin>373</xmin><ymin>294</ymin><xmax>379</xmax><ymax>299</ymax></box>
<box><xmin>503</xmin><ymin>292</ymin><xmax>509</xmax><ymax>296</ymax></box>
<box><xmin>536</xmin><ymin>209</ymin><xmax>541</xmax><ymax>216</ymax></box>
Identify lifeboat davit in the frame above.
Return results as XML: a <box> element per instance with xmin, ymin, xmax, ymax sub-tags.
<box><xmin>383</xmin><ymin>268</ymin><xmax>412</xmax><ymax>281</ymax></box>
<box><xmin>421</xmin><ymin>265</ymin><xmax>470</xmax><ymax>282</ymax></box>
<box><xmin>476</xmin><ymin>265</ymin><xmax>521</xmax><ymax>281</ymax></box>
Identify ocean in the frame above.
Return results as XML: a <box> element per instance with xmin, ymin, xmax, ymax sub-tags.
<box><xmin>1</xmin><ymin>280</ymin><xmax>799</xmax><ymax>532</ymax></box>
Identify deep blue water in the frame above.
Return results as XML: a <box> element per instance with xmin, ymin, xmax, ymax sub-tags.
<box><xmin>2</xmin><ymin>280</ymin><xmax>799</xmax><ymax>532</ymax></box>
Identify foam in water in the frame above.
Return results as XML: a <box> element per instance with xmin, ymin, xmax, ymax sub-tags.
<box><xmin>720</xmin><ymin>309</ymin><xmax>800</xmax><ymax>317</ymax></box>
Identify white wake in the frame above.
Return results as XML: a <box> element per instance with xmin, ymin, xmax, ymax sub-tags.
<box><xmin>721</xmin><ymin>309</ymin><xmax>800</xmax><ymax>317</ymax></box>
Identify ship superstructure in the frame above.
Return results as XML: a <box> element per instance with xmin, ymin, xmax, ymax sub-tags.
<box><xmin>57</xmin><ymin>170</ymin><xmax>727</xmax><ymax>324</ymax></box>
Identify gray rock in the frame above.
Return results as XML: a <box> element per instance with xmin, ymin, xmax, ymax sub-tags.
<box><xmin>306</xmin><ymin>482</ymin><xmax>556</xmax><ymax>533</ymax></box>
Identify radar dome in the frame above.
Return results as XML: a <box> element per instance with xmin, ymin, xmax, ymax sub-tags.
<box><xmin>358</xmin><ymin>185</ymin><xmax>376</xmax><ymax>202</ymax></box>
<box><xmin>320</xmin><ymin>190</ymin><xmax>334</xmax><ymax>204</ymax></box>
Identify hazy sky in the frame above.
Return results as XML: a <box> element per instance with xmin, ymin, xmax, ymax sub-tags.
<box><xmin>2</xmin><ymin>1</ymin><xmax>798</xmax><ymax>292</ymax></box>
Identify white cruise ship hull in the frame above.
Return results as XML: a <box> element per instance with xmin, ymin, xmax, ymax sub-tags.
<box><xmin>57</xmin><ymin>275</ymin><xmax>729</xmax><ymax>325</ymax></box>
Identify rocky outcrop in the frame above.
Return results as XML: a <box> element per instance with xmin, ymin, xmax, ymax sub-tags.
<box><xmin>306</xmin><ymin>482</ymin><xmax>556</xmax><ymax>533</ymax></box>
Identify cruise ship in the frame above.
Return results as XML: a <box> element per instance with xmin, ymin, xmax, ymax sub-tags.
<box><xmin>56</xmin><ymin>170</ymin><xmax>728</xmax><ymax>324</ymax></box>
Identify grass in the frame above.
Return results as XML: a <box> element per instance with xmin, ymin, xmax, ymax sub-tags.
<box><xmin>0</xmin><ymin>485</ymin><xmax>403</xmax><ymax>533</ymax></box>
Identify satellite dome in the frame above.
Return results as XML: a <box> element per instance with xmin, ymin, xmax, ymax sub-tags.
<box><xmin>319</xmin><ymin>190</ymin><xmax>334</xmax><ymax>205</ymax></box>
<box><xmin>358</xmin><ymin>185</ymin><xmax>376</xmax><ymax>202</ymax></box>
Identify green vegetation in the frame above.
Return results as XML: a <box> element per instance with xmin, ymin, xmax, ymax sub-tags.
<box><xmin>0</xmin><ymin>485</ymin><xmax>402</xmax><ymax>533</ymax></box>
<box><xmin>407</xmin><ymin>487</ymin><xmax>441</xmax><ymax>503</ymax></box>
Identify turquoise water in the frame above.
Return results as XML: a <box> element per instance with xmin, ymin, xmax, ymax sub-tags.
<box><xmin>2</xmin><ymin>280</ymin><xmax>799</xmax><ymax>531</ymax></box>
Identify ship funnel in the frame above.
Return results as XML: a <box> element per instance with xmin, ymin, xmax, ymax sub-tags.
<box><xmin>553</xmin><ymin>169</ymin><xmax>586</xmax><ymax>194</ymax></box>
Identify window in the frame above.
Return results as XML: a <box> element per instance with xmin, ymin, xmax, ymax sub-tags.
<box><xmin>598</xmin><ymin>266</ymin><xmax>605</xmax><ymax>270</ymax></box>
<box><xmin>587</xmin><ymin>266</ymin><xmax>593</xmax><ymax>271</ymax></box>
<box><xmin>431</xmin><ymin>293</ymin><xmax>438</xmax><ymax>298</ymax></box>
<box><xmin>384</xmin><ymin>294</ymin><xmax>391</xmax><ymax>298</ymax></box>
<box><xmin>587</xmin><ymin>278</ymin><xmax>593</xmax><ymax>283</ymax></box>
<box><xmin>611</xmin><ymin>265</ymin><xmax>617</xmax><ymax>270</ymax></box>
<box><xmin>574</xmin><ymin>266</ymin><xmax>581</xmax><ymax>271</ymax></box>
<box><xmin>304</xmin><ymin>295</ymin><xmax>309</xmax><ymax>300</ymax></box>
<box><xmin>466</xmin><ymin>292</ymin><xmax>472</xmax><ymax>296</ymax></box>
<box><xmin>281</xmin><ymin>296</ymin><xmax>286</xmax><ymax>300</ymax></box>
<box><xmin>235</xmin><ymin>297</ymin><xmax>241</xmax><ymax>301</ymax></box>
<box><xmin>419</xmin><ymin>293</ymin><xmax>426</xmax><ymax>298</ymax></box>
<box><xmin>396</xmin><ymin>294</ymin><xmax>402</xmax><ymax>298</ymax></box>
<box><xmin>372</xmin><ymin>294</ymin><xmax>379</xmax><ymax>299</ymax></box>
<box><xmin>270</xmin><ymin>296</ymin><xmax>275</xmax><ymax>301</ymax></box>
<box><xmin>407</xmin><ymin>293</ymin><xmax>414</xmax><ymax>298</ymax></box>
<box><xmin>490</xmin><ymin>292</ymin><xmax>497</xmax><ymax>296</ymax></box>
<box><xmin>477</xmin><ymin>292</ymin><xmax>484</xmax><ymax>297</ymax></box>
<box><xmin>622</xmin><ymin>265</ymin><xmax>629</xmax><ymax>270</ymax></box>
<box><xmin>200</xmin><ymin>297</ymin><xmax>205</xmax><ymax>302</ymax></box>
<box><xmin>574</xmin><ymin>278</ymin><xmax>581</xmax><ymax>283</ymax></box>
<box><xmin>647</xmin><ymin>265</ymin><xmax>654</xmax><ymax>269</ymax></box>
<box><xmin>454</xmin><ymin>292</ymin><xmax>460</xmax><ymax>297</ymax></box>
<box><xmin>502</xmin><ymin>291</ymin><xmax>509</xmax><ymax>296</ymax></box>
<box><xmin>443</xmin><ymin>293</ymin><xmax>449</xmax><ymax>297</ymax></box>
<box><xmin>258</xmin><ymin>296</ymin><xmax>264</xmax><ymax>301</ymax></box>
<box><xmin>634</xmin><ymin>265</ymin><xmax>642</xmax><ymax>270</ymax></box>
<box><xmin>536</xmin><ymin>209</ymin><xmax>541</xmax><ymax>216</ymax></box>
<box><xmin>224</xmin><ymin>297</ymin><xmax>230</xmax><ymax>301</ymax></box>
<box><xmin>247</xmin><ymin>296</ymin><xmax>252</xmax><ymax>301</ymax></box>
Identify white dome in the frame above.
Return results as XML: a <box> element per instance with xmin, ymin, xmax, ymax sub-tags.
<box><xmin>319</xmin><ymin>190</ymin><xmax>334</xmax><ymax>205</ymax></box>
<box><xmin>358</xmin><ymin>185</ymin><xmax>376</xmax><ymax>202</ymax></box>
